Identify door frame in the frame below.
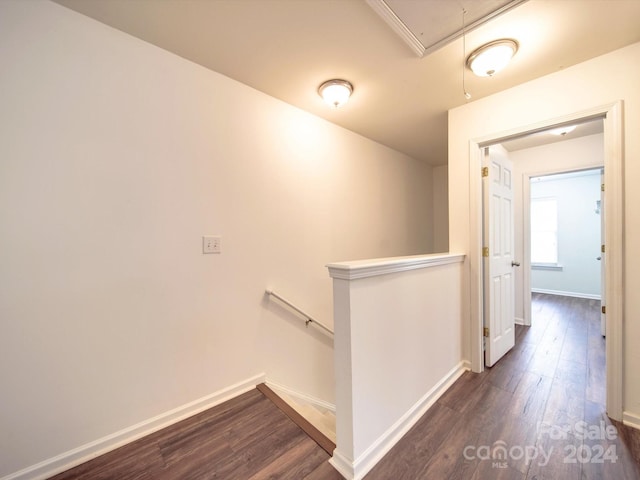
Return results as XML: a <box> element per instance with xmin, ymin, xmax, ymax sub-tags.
<box><xmin>522</xmin><ymin>165</ymin><xmax>604</xmax><ymax>326</ymax></box>
<box><xmin>468</xmin><ymin>101</ymin><xmax>624</xmax><ymax>420</ymax></box>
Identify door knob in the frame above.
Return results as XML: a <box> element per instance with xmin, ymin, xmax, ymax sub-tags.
<box><xmin>511</xmin><ymin>261</ymin><xmax>521</xmax><ymax>267</ymax></box>
<box><xmin>597</xmin><ymin>256</ymin><xmax>602</xmax><ymax>261</ymax></box>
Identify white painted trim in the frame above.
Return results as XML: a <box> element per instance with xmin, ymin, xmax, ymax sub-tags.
<box><xmin>469</xmin><ymin>141</ymin><xmax>485</xmax><ymax>373</ymax></box>
<box><xmin>603</xmin><ymin>101</ymin><xmax>624</xmax><ymax>422</ymax></box>
<box><xmin>531</xmin><ymin>288</ymin><xmax>601</xmax><ymax>301</ymax></box>
<box><xmin>329</xmin><ymin>450</ymin><xmax>355</xmax><ymax>479</ymax></box>
<box><xmin>622</xmin><ymin>411</ymin><xmax>640</xmax><ymax>431</ymax></box>
<box><xmin>523</xmin><ymin>172</ymin><xmax>532</xmax><ymax>327</ymax></box>
<box><xmin>2</xmin><ymin>374</ymin><xmax>266</xmax><ymax>480</ymax></box>
<box><xmin>468</xmin><ymin>102</ymin><xmax>624</xmax><ymax>423</ymax></box>
<box><xmin>265</xmin><ymin>381</ymin><xmax>336</xmax><ymax>413</ymax></box>
<box><xmin>331</xmin><ymin>362</ymin><xmax>468</xmax><ymax>480</ymax></box>
<box><xmin>531</xmin><ymin>264</ymin><xmax>563</xmax><ymax>271</ymax></box>
<box><xmin>420</xmin><ymin>0</ymin><xmax>528</xmax><ymax>56</ymax></box>
<box><xmin>365</xmin><ymin>0</ymin><xmax>527</xmax><ymax>58</ymax></box>
<box><xmin>327</xmin><ymin>253</ymin><xmax>465</xmax><ymax>280</ymax></box>
<box><xmin>515</xmin><ymin>317</ymin><xmax>526</xmax><ymax>326</ymax></box>
<box><xmin>365</xmin><ymin>0</ymin><xmax>425</xmax><ymax>57</ymax></box>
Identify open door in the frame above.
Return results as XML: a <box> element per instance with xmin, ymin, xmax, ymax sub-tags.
<box><xmin>600</xmin><ymin>168</ymin><xmax>606</xmax><ymax>336</ymax></box>
<box><xmin>483</xmin><ymin>146</ymin><xmax>516</xmax><ymax>367</ymax></box>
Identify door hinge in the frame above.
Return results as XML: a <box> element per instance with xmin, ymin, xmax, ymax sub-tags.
<box><xmin>601</xmin><ymin>244</ymin><xmax>605</xmax><ymax>253</ymax></box>
<box><xmin>601</xmin><ymin>183</ymin><xmax>605</xmax><ymax>192</ymax></box>
<box><xmin>602</xmin><ymin>305</ymin><xmax>606</xmax><ymax>314</ymax></box>
<box><xmin>482</xmin><ymin>247</ymin><xmax>489</xmax><ymax>257</ymax></box>
<box><xmin>483</xmin><ymin>327</ymin><xmax>489</xmax><ymax>337</ymax></box>
<box><xmin>482</xmin><ymin>166</ymin><xmax>489</xmax><ymax>177</ymax></box>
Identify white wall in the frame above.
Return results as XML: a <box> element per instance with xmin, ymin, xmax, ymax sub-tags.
<box><xmin>328</xmin><ymin>254</ymin><xmax>465</xmax><ymax>480</ymax></box>
<box><xmin>432</xmin><ymin>164</ymin><xmax>449</xmax><ymax>252</ymax></box>
<box><xmin>0</xmin><ymin>1</ymin><xmax>434</xmax><ymax>477</ymax></box>
<box><xmin>530</xmin><ymin>169</ymin><xmax>602</xmax><ymax>298</ymax></box>
<box><xmin>449</xmin><ymin>42</ymin><xmax>640</xmax><ymax>422</ymax></box>
<box><xmin>509</xmin><ymin>134</ymin><xmax>604</xmax><ymax>320</ymax></box>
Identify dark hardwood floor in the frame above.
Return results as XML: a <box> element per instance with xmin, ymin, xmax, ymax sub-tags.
<box><xmin>49</xmin><ymin>388</ymin><xmax>337</xmax><ymax>480</ymax></box>
<box><xmin>365</xmin><ymin>293</ymin><xmax>640</xmax><ymax>479</ymax></box>
<box><xmin>50</xmin><ymin>293</ymin><xmax>639</xmax><ymax>479</ymax></box>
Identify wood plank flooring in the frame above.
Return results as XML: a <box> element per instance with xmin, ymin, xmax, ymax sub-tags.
<box><xmin>256</xmin><ymin>383</ymin><xmax>336</xmax><ymax>455</ymax></box>
<box><xmin>49</xmin><ymin>388</ymin><xmax>337</xmax><ymax>480</ymax></box>
<box><xmin>49</xmin><ymin>294</ymin><xmax>639</xmax><ymax>479</ymax></box>
<box><xmin>364</xmin><ymin>293</ymin><xmax>640</xmax><ymax>479</ymax></box>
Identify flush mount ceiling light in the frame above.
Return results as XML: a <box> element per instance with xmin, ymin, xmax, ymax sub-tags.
<box><xmin>318</xmin><ymin>79</ymin><xmax>353</xmax><ymax>108</ymax></box>
<box><xmin>549</xmin><ymin>125</ymin><xmax>577</xmax><ymax>136</ymax></box>
<box><xmin>466</xmin><ymin>39</ymin><xmax>518</xmax><ymax>77</ymax></box>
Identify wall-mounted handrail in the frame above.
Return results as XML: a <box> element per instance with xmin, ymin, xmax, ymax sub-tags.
<box><xmin>265</xmin><ymin>289</ymin><xmax>334</xmax><ymax>336</ymax></box>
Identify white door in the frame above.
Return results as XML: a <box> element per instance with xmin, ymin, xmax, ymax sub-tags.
<box><xmin>483</xmin><ymin>146</ymin><xmax>516</xmax><ymax>367</ymax></box>
<box><xmin>600</xmin><ymin>169</ymin><xmax>606</xmax><ymax>336</ymax></box>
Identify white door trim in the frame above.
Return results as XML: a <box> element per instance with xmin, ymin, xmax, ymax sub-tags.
<box><xmin>467</xmin><ymin>101</ymin><xmax>624</xmax><ymax>421</ymax></box>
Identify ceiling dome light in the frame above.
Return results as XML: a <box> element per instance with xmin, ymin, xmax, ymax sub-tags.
<box><xmin>318</xmin><ymin>79</ymin><xmax>353</xmax><ymax>108</ymax></box>
<box><xmin>549</xmin><ymin>125</ymin><xmax>577</xmax><ymax>136</ymax></box>
<box><xmin>466</xmin><ymin>39</ymin><xmax>518</xmax><ymax>77</ymax></box>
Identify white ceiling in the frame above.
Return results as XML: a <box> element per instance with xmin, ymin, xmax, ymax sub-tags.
<box><xmin>53</xmin><ymin>0</ymin><xmax>640</xmax><ymax>166</ymax></box>
<box><xmin>501</xmin><ymin>117</ymin><xmax>603</xmax><ymax>152</ymax></box>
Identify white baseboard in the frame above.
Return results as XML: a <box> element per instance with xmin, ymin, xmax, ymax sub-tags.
<box><xmin>531</xmin><ymin>288</ymin><xmax>601</xmax><ymax>300</ymax></box>
<box><xmin>2</xmin><ymin>374</ymin><xmax>266</xmax><ymax>480</ymax></box>
<box><xmin>331</xmin><ymin>361</ymin><xmax>468</xmax><ymax>480</ymax></box>
<box><xmin>265</xmin><ymin>381</ymin><xmax>336</xmax><ymax>413</ymax></box>
<box><xmin>623</xmin><ymin>411</ymin><xmax>640</xmax><ymax>431</ymax></box>
<box><xmin>330</xmin><ymin>450</ymin><xmax>356</xmax><ymax>479</ymax></box>
<box><xmin>515</xmin><ymin>317</ymin><xmax>526</xmax><ymax>326</ymax></box>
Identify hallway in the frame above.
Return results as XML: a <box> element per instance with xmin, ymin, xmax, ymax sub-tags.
<box><xmin>365</xmin><ymin>293</ymin><xmax>640</xmax><ymax>479</ymax></box>
<box><xmin>49</xmin><ymin>294</ymin><xmax>640</xmax><ymax>479</ymax></box>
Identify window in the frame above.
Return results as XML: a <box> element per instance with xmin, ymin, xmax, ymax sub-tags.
<box><xmin>531</xmin><ymin>197</ymin><xmax>558</xmax><ymax>264</ymax></box>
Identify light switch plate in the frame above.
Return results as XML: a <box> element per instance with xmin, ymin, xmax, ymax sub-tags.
<box><xmin>203</xmin><ymin>235</ymin><xmax>221</xmax><ymax>254</ymax></box>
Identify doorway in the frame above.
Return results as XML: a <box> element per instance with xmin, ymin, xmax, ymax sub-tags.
<box><xmin>525</xmin><ymin>167</ymin><xmax>604</xmax><ymax>326</ymax></box>
<box><xmin>469</xmin><ymin>102</ymin><xmax>623</xmax><ymax>421</ymax></box>
<box><xmin>482</xmin><ymin>124</ymin><xmax>604</xmax><ymax>367</ymax></box>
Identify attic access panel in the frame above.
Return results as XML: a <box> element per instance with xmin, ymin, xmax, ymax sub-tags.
<box><xmin>367</xmin><ymin>0</ymin><xmax>528</xmax><ymax>57</ymax></box>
